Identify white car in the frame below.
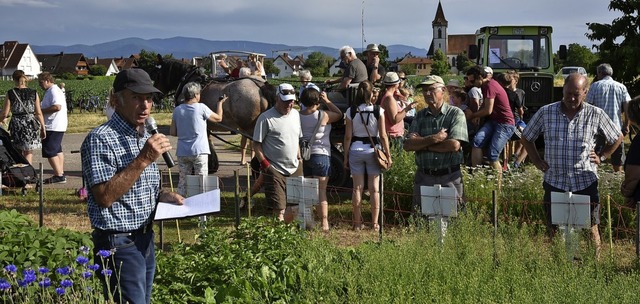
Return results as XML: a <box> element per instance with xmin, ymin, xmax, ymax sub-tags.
<box><xmin>559</xmin><ymin>66</ymin><xmax>587</xmax><ymax>79</ymax></box>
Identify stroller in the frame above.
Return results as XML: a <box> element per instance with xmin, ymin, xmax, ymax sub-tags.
<box><xmin>0</xmin><ymin>127</ymin><xmax>39</xmax><ymax>195</ymax></box>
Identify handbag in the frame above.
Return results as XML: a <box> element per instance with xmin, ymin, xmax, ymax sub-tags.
<box><xmin>357</xmin><ymin>106</ymin><xmax>391</xmax><ymax>170</ymax></box>
<box><xmin>300</xmin><ymin>110</ymin><xmax>323</xmax><ymax>161</ymax></box>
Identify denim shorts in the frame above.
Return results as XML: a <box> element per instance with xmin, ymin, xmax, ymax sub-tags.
<box><xmin>303</xmin><ymin>154</ymin><xmax>331</xmax><ymax>177</ymax></box>
<box><xmin>472</xmin><ymin>121</ymin><xmax>515</xmax><ymax>161</ymax></box>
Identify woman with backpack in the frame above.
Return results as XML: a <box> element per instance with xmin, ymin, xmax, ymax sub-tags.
<box><xmin>343</xmin><ymin>81</ymin><xmax>391</xmax><ymax>231</ymax></box>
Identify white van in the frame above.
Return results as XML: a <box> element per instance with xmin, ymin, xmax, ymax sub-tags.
<box><xmin>559</xmin><ymin>66</ymin><xmax>587</xmax><ymax>79</ymax></box>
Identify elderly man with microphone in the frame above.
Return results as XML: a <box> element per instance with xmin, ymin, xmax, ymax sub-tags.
<box><xmin>81</xmin><ymin>69</ymin><xmax>184</xmax><ymax>304</ymax></box>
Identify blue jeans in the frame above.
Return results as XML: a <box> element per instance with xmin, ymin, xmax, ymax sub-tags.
<box><xmin>92</xmin><ymin>229</ymin><xmax>156</xmax><ymax>304</ymax></box>
<box><xmin>303</xmin><ymin>154</ymin><xmax>331</xmax><ymax>177</ymax></box>
<box><xmin>472</xmin><ymin>121</ymin><xmax>515</xmax><ymax>161</ymax></box>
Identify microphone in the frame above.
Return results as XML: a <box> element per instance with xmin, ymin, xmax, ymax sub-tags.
<box><xmin>145</xmin><ymin>117</ymin><xmax>175</xmax><ymax>168</ymax></box>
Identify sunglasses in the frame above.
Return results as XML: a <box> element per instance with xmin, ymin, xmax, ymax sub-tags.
<box><xmin>400</xmin><ymin>77</ymin><xmax>407</xmax><ymax>80</ymax></box>
<box><xmin>278</xmin><ymin>88</ymin><xmax>295</xmax><ymax>95</ymax></box>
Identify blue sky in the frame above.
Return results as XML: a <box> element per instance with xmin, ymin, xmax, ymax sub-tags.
<box><xmin>0</xmin><ymin>0</ymin><xmax>623</xmax><ymax>51</ymax></box>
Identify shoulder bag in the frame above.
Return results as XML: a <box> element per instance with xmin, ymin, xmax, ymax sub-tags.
<box><xmin>300</xmin><ymin>110</ymin><xmax>323</xmax><ymax>161</ymax></box>
<box><xmin>357</xmin><ymin>106</ymin><xmax>391</xmax><ymax>171</ymax></box>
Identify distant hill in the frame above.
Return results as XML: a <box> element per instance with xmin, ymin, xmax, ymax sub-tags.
<box><xmin>30</xmin><ymin>36</ymin><xmax>427</xmax><ymax>61</ymax></box>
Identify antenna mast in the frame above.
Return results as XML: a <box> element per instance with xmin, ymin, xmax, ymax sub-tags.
<box><xmin>361</xmin><ymin>0</ymin><xmax>366</xmax><ymax>51</ymax></box>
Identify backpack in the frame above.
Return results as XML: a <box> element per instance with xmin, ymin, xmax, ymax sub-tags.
<box><xmin>349</xmin><ymin>104</ymin><xmax>381</xmax><ymax>121</ymax></box>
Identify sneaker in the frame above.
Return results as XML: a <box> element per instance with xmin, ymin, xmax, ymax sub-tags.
<box><xmin>44</xmin><ymin>175</ymin><xmax>67</xmax><ymax>184</ymax></box>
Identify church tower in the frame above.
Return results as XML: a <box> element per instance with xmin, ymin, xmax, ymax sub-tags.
<box><xmin>428</xmin><ymin>0</ymin><xmax>448</xmax><ymax>57</ymax></box>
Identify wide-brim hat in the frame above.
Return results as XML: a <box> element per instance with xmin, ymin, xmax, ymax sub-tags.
<box><xmin>114</xmin><ymin>69</ymin><xmax>161</xmax><ymax>94</ymax></box>
<box><xmin>418</xmin><ymin>75</ymin><xmax>445</xmax><ymax>87</ymax></box>
<box><xmin>364</xmin><ymin>43</ymin><xmax>380</xmax><ymax>53</ymax></box>
<box><xmin>382</xmin><ymin>72</ymin><xmax>400</xmax><ymax>85</ymax></box>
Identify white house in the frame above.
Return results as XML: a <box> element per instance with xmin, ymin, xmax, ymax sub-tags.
<box><xmin>273</xmin><ymin>53</ymin><xmax>304</xmax><ymax>78</ymax></box>
<box><xmin>87</xmin><ymin>58</ymin><xmax>119</xmax><ymax>76</ymax></box>
<box><xmin>0</xmin><ymin>41</ymin><xmax>42</xmax><ymax>79</ymax></box>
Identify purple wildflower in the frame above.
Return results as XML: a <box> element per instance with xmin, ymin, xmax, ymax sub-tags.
<box><xmin>56</xmin><ymin>266</ymin><xmax>72</xmax><ymax>276</ymax></box>
<box><xmin>97</xmin><ymin>250</ymin><xmax>111</xmax><ymax>258</ymax></box>
<box><xmin>38</xmin><ymin>278</ymin><xmax>52</xmax><ymax>288</ymax></box>
<box><xmin>4</xmin><ymin>265</ymin><xmax>17</xmax><ymax>273</ymax></box>
<box><xmin>38</xmin><ymin>267</ymin><xmax>50</xmax><ymax>274</ymax></box>
<box><xmin>60</xmin><ymin>279</ymin><xmax>73</xmax><ymax>288</ymax></box>
<box><xmin>82</xmin><ymin>271</ymin><xmax>93</xmax><ymax>279</ymax></box>
<box><xmin>55</xmin><ymin>287</ymin><xmax>65</xmax><ymax>295</ymax></box>
<box><xmin>101</xmin><ymin>269</ymin><xmax>113</xmax><ymax>277</ymax></box>
<box><xmin>88</xmin><ymin>264</ymin><xmax>100</xmax><ymax>271</ymax></box>
<box><xmin>0</xmin><ymin>279</ymin><xmax>10</xmax><ymax>290</ymax></box>
<box><xmin>76</xmin><ymin>255</ymin><xmax>89</xmax><ymax>265</ymax></box>
<box><xmin>79</xmin><ymin>246</ymin><xmax>90</xmax><ymax>255</ymax></box>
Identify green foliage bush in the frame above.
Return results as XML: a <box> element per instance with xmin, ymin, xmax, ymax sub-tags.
<box><xmin>152</xmin><ymin>214</ymin><xmax>640</xmax><ymax>303</ymax></box>
<box><xmin>0</xmin><ymin>209</ymin><xmax>92</xmax><ymax>270</ymax></box>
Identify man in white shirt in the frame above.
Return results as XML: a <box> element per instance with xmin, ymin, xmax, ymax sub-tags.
<box><xmin>38</xmin><ymin>72</ymin><xmax>68</xmax><ymax>184</ymax></box>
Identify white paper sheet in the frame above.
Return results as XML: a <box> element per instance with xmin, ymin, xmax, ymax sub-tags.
<box><xmin>154</xmin><ymin>189</ymin><xmax>220</xmax><ymax>220</ymax></box>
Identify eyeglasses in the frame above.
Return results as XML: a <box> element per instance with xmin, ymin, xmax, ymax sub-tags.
<box><xmin>278</xmin><ymin>88</ymin><xmax>296</xmax><ymax>95</ymax></box>
<box><xmin>400</xmin><ymin>77</ymin><xmax>407</xmax><ymax>80</ymax></box>
<box><xmin>421</xmin><ymin>86</ymin><xmax>443</xmax><ymax>93</ymax></box>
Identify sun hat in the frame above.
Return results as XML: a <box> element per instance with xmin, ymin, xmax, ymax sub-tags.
<box><xmin>484</xmin><ymin>66</ymin><xmax>493</xmax><ymax>75</ymax></box>
<box><xmin>113</xmin><ymin>69</ymin><xmax>161</xmax><ymax>94</ymax></box>
<box><xmin>304</xmin><ymin>83</ymin><xmax>321</xmax><ymax>92</ymax></box>
<box><xmin>418</xmin><ymin>75</ymin><xmax>445</xmax><ymax>87</ymax></box>
<box><xmin>446</xmin><ymin>79</ymin><xmax>461</xmax><ymax>88</ymax></box>
<box><xmin>382</xmin><ymin>72</ymin><xmax>400</xmax><ymax>85</ymax></box>
<box><xmin>364</xmin><ymin>43</ymin><xmax>380</xmax><ymax>53</ymax></box>
<box><xmin>277</xmin><ymin>83</ymin><xmax>296</xmax><ymax>101</ymax></box>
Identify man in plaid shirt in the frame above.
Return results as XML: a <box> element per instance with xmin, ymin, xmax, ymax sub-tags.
<box><xmin>586</xmin><ymin>63</ymin><xmax>632</xmax><ymax>172</ymax></box>
<box><xmin>522</xmin><ymin>74</ymin><xmax>623</xmax><ymax>248</ymax></box>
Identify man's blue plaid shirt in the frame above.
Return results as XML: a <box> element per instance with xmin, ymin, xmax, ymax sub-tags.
<box><xmin>81</xmin><ymin>113</ymin><xmax>160</xmax><ymax>232</ymax></box>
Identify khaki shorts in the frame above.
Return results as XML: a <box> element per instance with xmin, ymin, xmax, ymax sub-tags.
<box><xmin>262</xmin><ymin>165</ymin><xmax>302</xmax><ymax>210</ymax></box>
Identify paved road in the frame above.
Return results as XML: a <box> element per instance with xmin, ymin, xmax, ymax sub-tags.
<box><xmin>30</xmin><ymin>130</ymin><xmax>247</xmax><ymax>192</ymax></box>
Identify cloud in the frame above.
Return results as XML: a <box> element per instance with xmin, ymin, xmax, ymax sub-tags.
<box><xmin>0</xmin><ymin>0</ymin><xmax>56</xmax><ymax>8</ymax></box>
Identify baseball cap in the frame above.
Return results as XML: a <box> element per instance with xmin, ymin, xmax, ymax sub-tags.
<box><xmin>113</xmin><ymin>69</ymin><xmax>161</xmax><ymax>94</ymax></box>
<box><xmin>484</xmin><ymin>66</ymin><xmax>493</xmax><ymax>75</ymax></box>
<box><xmin>418</xmin><ymin>75</ymin><xmax>445</xmax><ymax>87</ymax></box>
<box><xmin>277</xmin><ymin>83</ymin><xmax>296</xmax><ymax>102</ymax></box>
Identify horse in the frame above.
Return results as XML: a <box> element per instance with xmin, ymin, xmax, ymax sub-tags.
<box><xmin>145</xmin><ymin>56</ymin><xmax>276</xmax><ymax>172</ymax></box>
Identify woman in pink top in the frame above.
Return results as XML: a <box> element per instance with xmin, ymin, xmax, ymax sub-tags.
<box><xmin>380</xmin><ymin>72</ymin><xmax>416</xmax><ymax>148</ymax></box>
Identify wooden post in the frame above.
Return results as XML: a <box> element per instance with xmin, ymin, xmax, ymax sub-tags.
<box><xmin>235</xmin><ymin>170</ymin><xmax>240</xmax><ymax>228</ymax></box>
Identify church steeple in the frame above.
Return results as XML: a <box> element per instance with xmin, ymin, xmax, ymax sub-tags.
<box><xmin>430</xmin><ymin>0</ymin><xmax>448</xmax><ymax>56</ymax></box>
<box><xmin>432</xmin><ymin>0</ymin><xmax>448</xmax><ymax>27</ymax></box>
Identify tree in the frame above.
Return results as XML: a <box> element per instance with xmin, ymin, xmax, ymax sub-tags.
<box><xmin>89</xmin><ymin>65</ymin><xmax>107</xmax><ymax>76</ymax></box>
<box><xmin>430</xmin><ymin>49</ymin><xmax>450</xmax><ymax>76</ymax></box>
<box><xmin>137</xmin><ymin>49</ymin><xmax>173</xmax><ymax>71</ymax></box>
<box><xmin>586</xmin><ymin>0</ymin><xmax>640</xmax><ymax>95</ymax></box>
<box><xmin>398</xmin><ymin>64</ymin><xmax>416</xmax><ymax>76</ymax></box>
<box><xmin>303</xmin><ymin>51</ymin><xmax>334</xmax><ymax>77</ymax></box>
<box><xmin>560</xmin><ymin>43</ymin><xmax>598</xmax><ymax>73</ymax></box>
<box><xmin>455</xmin><ymin>52</ymin><xmax>474</xmax><ymax>74</ymax></box>
<box><xmin>263</xmin><ymin>59</ymin><xmax>280</xmax><ymax>76</ymax></box>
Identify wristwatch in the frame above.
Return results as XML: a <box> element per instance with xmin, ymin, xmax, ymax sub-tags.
<box><xmin>599</xmin><ymin>154</ymin><xmax>607</xmax><ymax>162</ymax></box>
